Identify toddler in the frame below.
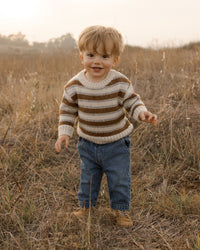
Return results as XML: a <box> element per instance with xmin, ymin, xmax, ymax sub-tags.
<box><xmin>55</xmin><ymin>25</ymin><xmax>157</xmax><ymax>227</ymax></box>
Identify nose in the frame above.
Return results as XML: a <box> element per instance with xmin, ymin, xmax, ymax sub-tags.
<box><xmin>93</xmin><ymin>55</ymin><xmax>101</xmax><ymax>64</ymax></box>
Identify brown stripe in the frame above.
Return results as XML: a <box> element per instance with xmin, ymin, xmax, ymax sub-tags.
<box><xmin>79</xmin><ymin>120</ymin><xmax>130</xmax><ymax>137</ymax></box>
<box><xmin>126</xmin><ymin>107</ymin><xmax>131</xmax><ymax>113</ymax></box>
<box><xmin>77</xmin><ymin>91</ymin><xmax>125</xmax><ymax>101</ymax></box>
<box><xmin>71</xmin><ymin>93</ymin><xmax>77</xmax><ymax>102</ymax></box>
<box><xmin>59</xmin><ymin>110</ymin><xmax>78</xmax><ymax>116</ymax></box>
<box><xmin>59</xmin><ymin>121</ymin><xmax>74</xmax><ymax>126</ymax></box>
<box><xmin>79</xmin><ymin>113</ymin><xmax>125</xmax><ymax>126</ymax></box>
<box><xmin>79</xmin><ymin>105</ymin><xmax>121</xmax><ymax>114</ymax></box>
<box><xmin>65</xmin><ymin>78</ymin><xmax>130</xmax><ymax>90</ymax></box>
<box><xmin>124</xmin><ymin>93</ymin><xmax>138</xmax><ymax>104</ymax></box>
<box><xmin>131</xmin><ymin>104</ymin><xmax>144</xmax><ymax>116</ymax></box>
<box><xmin>64</xmin><ymin>80</ymin><xmax>82</xmax><ymax>90</ymax></box>
<box><xmin>65</xmin><ymin>78</ymin><xmax>130</xmax><ymax>100</ymax></box>
<box><xmin>107</xmin><ymin>77</ymin><xmax>131</xmax><ymax>87</ymax></box>
<box><xmin>62</xmin><ymin>97</ymin><xmax>78</xmax><ymax>108</ymax></box>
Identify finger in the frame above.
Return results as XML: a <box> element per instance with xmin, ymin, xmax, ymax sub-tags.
<box><xmin>139</xmin><ymin>113</ymin><xmax>145</xmax><ymax>121</ymax></box>
<box><xmin>55</xmin><ymin>142</ymin><xmax>61</xmax><ymax>153</ymax></box>
<box><xmin>152</xmin><ymin>116</ymin><xmax>157</xmax><ymax>126</ymax></box>
<box><xmin>152</xmin><ymin>118</ymin><xmax>157</xmax><ymax>126</ymax></box>
<box><xmin>148</xmin><ymin>113</ymin><xmax>156</xmax><ymax>121</ymax></box>
<box><xmin>147</xmin><ymin>114</ymin><xmax>152</xmax><ymax>121</ymax></box>
<box><xmin>65</xmin><ymin>141</ymin><xmax>69</xmax><ymax>148</ymax></box>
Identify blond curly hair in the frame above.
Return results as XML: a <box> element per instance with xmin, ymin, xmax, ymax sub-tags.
<box><xmin>78</xmin><ymin>25</ymin><xmax>124</xmax><ymax>57</ymax></box>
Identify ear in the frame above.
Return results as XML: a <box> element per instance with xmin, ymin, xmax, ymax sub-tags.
<box><xmin>113</xmin><ymin>57</ymin><xmax>119</xmax><ymax>66</ymax></box>
<box><xmin>80</xmin><ymin>53</ymin><xmax>84</xmax><ymax>64</ymax></box>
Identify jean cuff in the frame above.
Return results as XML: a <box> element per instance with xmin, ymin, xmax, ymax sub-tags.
<box><xmin>79</xmin><ymin>200</ymin><xmax>97</xmax><ymax>208</ymax></box>
<box><xmin>111</xmin><ymin>203</ymin><xmax>130</xmax><ymax>211</ymax></box>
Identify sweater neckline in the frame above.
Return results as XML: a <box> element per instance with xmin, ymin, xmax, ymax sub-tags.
<box><xmin>77</xmin><ymin>69</ymin><xmax>117</xmax><ymax>89</ymax></box>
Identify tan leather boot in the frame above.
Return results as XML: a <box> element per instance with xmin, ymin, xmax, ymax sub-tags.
<box><xmin>72</xmin><ymin>208</ymin><xmax>90</xmax><ymax>218</ymax></box>
<box><xmin>113</xmin><ymin>210</ymin><xmax>133</xmax><ymax>227</ymax></box>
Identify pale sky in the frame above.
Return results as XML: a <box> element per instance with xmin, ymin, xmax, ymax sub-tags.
<box><xmin>0</xmin><ymin>0</ymin><xmax>200</xmax><ymax>47</ymax></box>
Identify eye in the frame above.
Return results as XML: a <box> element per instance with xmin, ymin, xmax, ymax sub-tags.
<box><xmin>102</xmin><ymin>54</ymin><xmax>109</xmax><ymax>58</ymax></box>
<box><xmin>87</xmin><ymin>53</ymin><xmax>94</xmax><ymax>57</ymax></box>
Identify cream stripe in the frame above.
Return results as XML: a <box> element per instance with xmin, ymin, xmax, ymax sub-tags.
<box><xmin>78</xmin><ymin>109</ymin><xmax>124</xmax><ymax>121</ymax></box>
<box><xmin>60</xmin><ymin>103</ymin><xmax>77</xmax><ymax>113</ymax></box>
<box><xmin>59</xmin><ymin>115</ymin><xmax>76</xmax><ymax>123</ymax></box>
<box><xmin>79</xmin><ymin>119</ymin><xmax>128</xmax><ymax>133</ymax></box>
<box><xmin>77</xmin><ymin>124</ymin><xmax>133</xmax><ymax>144</ymax></box>
<box><xmin>79</xmin><ymin>120</ymin><xmax>130</xmax><ymax>137</ymax></box>
<box><xmin>79</xmin><ymin>114</ymin><xmax>125</xmax><ymax>126</ymax></box>
<box><xmin>78</xmin><ymin>98</ymin><xmax>119</xmax><ymax>108</ymax></box>
<box><xmin>66</xmin><ymin>83</ymin><xmax>129</xmax><ymax>97</ymax></box>
<box><xmin>125</xmin><ymin>97</ymin><xmax>141</xmax><ymax>110</ymax></box>
<box><xmin>78</xmin><ymin>103</ymin><xmax>121</xmax><ymax>111</ymax></box>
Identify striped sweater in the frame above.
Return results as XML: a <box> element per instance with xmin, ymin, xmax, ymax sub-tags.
<box><xmin>58</xmin><ymin>69</ymin><xmax>147</xmax><ymax>144</ymax></box>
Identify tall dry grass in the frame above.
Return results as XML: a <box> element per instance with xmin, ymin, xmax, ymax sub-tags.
<box><xmin>0</xmin><ymin>44</ymin><xmax>200</xmax><ymax>249</ymax></box>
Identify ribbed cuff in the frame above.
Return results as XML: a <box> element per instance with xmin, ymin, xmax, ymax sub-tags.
<box><xmin>58</xmin><ymin>125</ymin><xmax>74</xmax><ymax>137</ymax></box>
<box><xmin>133</xmin><ymin>105</ymin><xmax>147</xmax><ymax>122</ymax></box>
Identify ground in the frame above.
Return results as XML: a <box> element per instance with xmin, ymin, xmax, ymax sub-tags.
<box><xmin>0</xmin><ymin>45</ymin><xmax>200</xmax><ymax>249</ymax></box>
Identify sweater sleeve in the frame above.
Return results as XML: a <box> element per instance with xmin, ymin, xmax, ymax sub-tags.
<box><xmin>58</xmin><ymin>85</ymin><xmax>78</xmax><ymax>137</ymax></box>
<box><xmin>123</xmin><ymin>84</ymin><xmax>147</xmax><ymax>122</ymax></box>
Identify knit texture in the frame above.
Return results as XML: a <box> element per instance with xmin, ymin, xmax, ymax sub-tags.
<box><xmin>58</xmin><ymin>69</ymin><xmax>147</xmax><ymax>144</ymax></box>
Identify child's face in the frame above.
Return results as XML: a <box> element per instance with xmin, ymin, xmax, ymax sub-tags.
<box><xmin>80</xmin><ymin>41</ymin><xmax>119</xmax><ymax>82</ymax></box>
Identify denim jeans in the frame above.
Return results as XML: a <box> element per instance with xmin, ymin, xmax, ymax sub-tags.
<box><xmin>77</xmin><ymin>136</ymin><xmax>131</xmax><ymax>211</ymax></box>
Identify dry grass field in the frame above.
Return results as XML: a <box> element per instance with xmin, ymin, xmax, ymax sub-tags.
<box><xmin>0</xmin><ymin>44</ymin><xmax>200</xmax><ymax>249</ymax></box>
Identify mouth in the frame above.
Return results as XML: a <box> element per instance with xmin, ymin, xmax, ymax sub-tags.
<box><xmin>91</xmin><ymin>67</ymin><xmax>103</xmax><ymax>71</ymax></box>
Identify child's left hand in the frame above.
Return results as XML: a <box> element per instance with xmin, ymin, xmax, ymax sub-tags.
<box><xmin>139</xmin><ymin>111</ymin><xmax>157</xmax><ymax>126</ymax></box>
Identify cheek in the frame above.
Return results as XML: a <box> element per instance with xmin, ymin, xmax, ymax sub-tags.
<box><xmin>84</xmin><ymin>58</ymin><xmax>91</xmax><ymax>64</ymax></box>
<box><xmin>81</xmin><ymin>58</ymin><xmax>89</xmax><ymax>66</ymax></box>
<box><xmin>104</xmin><ymin>61</ymin><xmax>115</xmax><ymax>69</ymax></box>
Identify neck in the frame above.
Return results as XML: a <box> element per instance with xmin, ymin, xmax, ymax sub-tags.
<box><xmin>84</xmin><ymin>70</ymin><xmax>108</xmax><ymax>83</ymax></box>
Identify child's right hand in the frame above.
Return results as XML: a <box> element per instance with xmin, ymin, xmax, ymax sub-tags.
<box><xmin>55</xmin><ymin>135</ymin><xmax>70</xmax><ymax>153</ymax></box>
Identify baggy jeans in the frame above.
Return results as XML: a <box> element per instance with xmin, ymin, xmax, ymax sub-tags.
<box><xmin>77</xmin><ymin>136</ymin><xmax>131</xmax><ymax>211</ymax></box>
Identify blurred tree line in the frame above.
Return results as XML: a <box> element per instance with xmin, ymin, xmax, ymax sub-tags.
<box><xmin>0</xmin><ymin>32</ymin><xmax>77</xmax><ymax>53</ymax></box>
